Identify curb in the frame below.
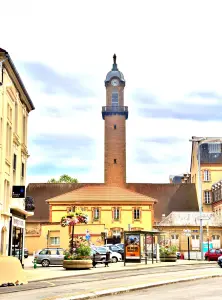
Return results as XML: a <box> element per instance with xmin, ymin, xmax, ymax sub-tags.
<box><xmin>28</xmin><ymin>261</ymin><xmax>215</xmax><ymax>283</ymax></box>
<box><xmin>52</xmin><ymin>274</ymin><xmax>222</xmax><ymax>300</ymax></box>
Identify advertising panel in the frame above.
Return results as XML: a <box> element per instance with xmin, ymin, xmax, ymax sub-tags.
<box><xmin>125</xmin><ymin>234</ymin><xmax>140</xmax><ymax>260</ymax></box>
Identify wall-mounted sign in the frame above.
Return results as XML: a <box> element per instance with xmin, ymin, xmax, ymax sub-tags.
<box><xmin>12</xmin><ymin>217</ymin><xmax>25</xmax><ymax>229</ymax></box>
<box><xmin>125</xmin><ymin>234</ymin><xmax>140</xmax><ymax>260</ymax></box>
<box><xmin>12</xmin><ymin>186</ymin><xmax>25</xmax><ymax>198</ymax></box>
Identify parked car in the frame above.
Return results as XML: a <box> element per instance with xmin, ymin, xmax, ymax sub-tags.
<box><xmin>205</xmin><ymin>249</ymin><xmax>222</xmax><ymax>261</ymax></box>
<box><xmin>95</xmin><ymin>246</ymin><xmax>122</xmax><ymax>263</ymax></box>
<box><xmin>104</xmin><ymin>244</ymin><xmax>124</xmax><ymax>258</ymax></box>
<box><xmin>115</xmin><ymin>243</ymin><xmax>124</xmax><ymax>250</ymax></box>
<box><xmin>34</xmin><ymin>248</ymin><xmax>65</xmax><ymax>267</ymax></box>
<box><xmin>217</xmin><ymin>255</ymin><xmax>222</xmax><ymax>268</ymax></box>
<box><xmin>12</xmin><ymin>248</ymin><xmax>29</xmax><ymax>258</ymax></box>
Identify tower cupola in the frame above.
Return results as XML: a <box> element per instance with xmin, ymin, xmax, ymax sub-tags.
<box><xmin>105</xmin><ymin>54</ymin><xmax>125</xmax><ymax>87</ymax></box>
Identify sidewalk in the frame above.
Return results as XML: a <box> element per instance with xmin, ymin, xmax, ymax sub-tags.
<box><xmin>25</xmin><ymin>266</ymin><xmax>222</xmax><ymax>300</ymax></box>
<box><xmin>25</xmin><ymin>259</ymin><xmax>216</xmax><ymax>282</ymax></box>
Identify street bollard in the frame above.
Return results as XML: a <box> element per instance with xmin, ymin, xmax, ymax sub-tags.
<box><xmin>33</xmin><ymin>258</ymin><xmax>37</xmax><ymax>269</ymax></box>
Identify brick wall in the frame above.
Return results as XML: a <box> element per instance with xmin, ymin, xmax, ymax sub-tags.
<box><xmin>104</xmin><ymin>114</ymin><xmax>126</xmax><ymax>186</ymax></box>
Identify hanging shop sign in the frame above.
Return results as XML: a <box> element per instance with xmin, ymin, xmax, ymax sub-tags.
<box><xmin>125</xmin><ymin>234</ymin><xmax>140</xmax><ymax>260</ymax></box>
<box><xmin>12</xmin><ymin>217</ymin><xmax>25</xmax><ymax>229</ymax></box>
<box><xmin>12</xmin><ymin>186</ymin><xmax>25</xmax><ymax>198</ymax></box>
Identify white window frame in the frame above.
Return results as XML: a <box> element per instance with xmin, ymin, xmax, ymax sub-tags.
<box><xmin>50</xmin><ymin>237</ymin><xmax>60</xmax><ymax>245</ymax></box>
<box><xmin>94</xmin><ymin>208</ymin><xmax>100</xmax><ymax>220</ymax></box>
<box><xmin>203</xmin><ymin>170</ymin><xmax>210</xmax><ymax>181</ymax></box>
<box><xmin>114</xmin><ymin>207</ymin><xmax>120</xmax><ymax>220</ymax></box>
<box><xmin>134</xmin><ymin>208</ymin><xmax>140</xmax><ymax>220</ymax></box>
<box><xmin>208</xmin><ymin>143</ymin><xmax>221</xmax><ymax>153</ymax></box>
<box><xmin>204</xmin><ymin>191</ymin><xmax>211</xmax><ymax>204</ymax></box>
<box><xmin>112</xmin><ymin>230</ymin><xmax>121</xmax><ymax>237</ymax></box>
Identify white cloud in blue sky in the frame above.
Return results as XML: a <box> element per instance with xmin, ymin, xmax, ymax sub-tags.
<box><xmin>2</xmin><ymin>0</ymin><xmax>222</xmax><ymax>184</ymax></box>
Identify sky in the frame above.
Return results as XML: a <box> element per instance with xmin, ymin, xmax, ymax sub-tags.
<box><xmin>2</xmin><ymin>0</ymin><xmax>222</xmax><ymax>184</ymax></box>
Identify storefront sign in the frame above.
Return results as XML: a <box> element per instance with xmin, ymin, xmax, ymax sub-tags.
<box><xmin>125</xmin><ymin>234</ymin><xmax>140</xmax><ymax>260</ymax></box>
<box><xmin>12</xmin><ymin>217</ymin><xmax>25</xmax><ymax>229</ymax></box>
<box><xmin>12</xmin><ymin>186</ymin><xmax>25</xmax><ymax>198</ymax></box>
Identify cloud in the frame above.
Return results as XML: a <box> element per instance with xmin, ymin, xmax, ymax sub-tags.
<box><xmin>3</xmin><ymin>0</ymin><xmax>222</xmax><ymax>185</ymax></box>
<box><xmin>136</xmin><ymin>92</ymin><xmax>222</xmax><ymax>121</ymax></box>
<box><xmin>22</xmin><ymin>62</ymin><xmax>93</xmax><ymax>97</ymax></box>
<box><xmin>28</xmin><ymin>163</ymin><xmax>90</xmax><ymax>177</ymax></box>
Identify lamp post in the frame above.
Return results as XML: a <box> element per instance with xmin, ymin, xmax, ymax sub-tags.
<box><xmin>190</xmin><ymin>137</ymin><xmax>222</xmax><ymax>260</ymax></box>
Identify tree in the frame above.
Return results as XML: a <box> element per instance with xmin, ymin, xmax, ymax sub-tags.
<box><xmin>47</xmin><ymin>174</ymin><xmax>78</xmax><ymax>183</ymax></box>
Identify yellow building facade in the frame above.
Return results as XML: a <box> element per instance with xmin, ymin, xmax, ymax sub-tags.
<box><xmin>0</xmin><ymin>48</ymin><xmax>35</xmax><ymax>263</ymax></box>
<box><xmin>190</xmin><ymin>138</ymin><xmax>222</xmax><ymax>212</ymax></box>
<box><xmin>25</xmin><ymin>186</ymin><xmax>156</xmax><ymax>253</ymax></box>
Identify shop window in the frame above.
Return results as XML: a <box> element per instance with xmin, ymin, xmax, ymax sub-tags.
<box><xmin>50</xmin><ymin>237</ymin><xmax>60</xmax><ymax>245</ymax></box>
<box><xmin>191</xmin><ymin>235</ymin><xmax>199</xmax><ymax>250</ymax></box>
<box><xmin>114</xmin><ymin>124</ymin><xmax>117</xmax><ymax>130</ymax></box>
<box><xmin>114</xmin><ymin>159</ymin><xmax>117</xmax><ymax>164</ymax></box>
<box><xmin>133</xmin><ymin>208</ymin><xmax>140</xmax><ymax>220</ymax></box>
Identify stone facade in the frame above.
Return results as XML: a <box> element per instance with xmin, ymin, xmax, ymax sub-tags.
<box><xmin>0</xmin><ymin>48</ymin><xmax>34</xmax><ymax>261</ymax></box>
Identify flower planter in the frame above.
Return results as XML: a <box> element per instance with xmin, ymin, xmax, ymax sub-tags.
<box><xmin>63</xmin><ymin>259</ymin><xmax>92</xmax><ymax>270</ymax></box>
<box><xmin>160</xmin><ymin>255</ymin><xmax>177</xmax><ymax>262</ymax></box>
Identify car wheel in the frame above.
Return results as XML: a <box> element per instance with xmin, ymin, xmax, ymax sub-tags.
<box><xmin>24</xmin><ymin>255</ymin><xmax>28</xmax><ymax>258</ymax></box>
<box><xmin>205</xmin><ymin>256</ymin><xmax>208</xmax><ymax>261</ymax></box>
<box><xmin>112</xmin><ymin>257</ymin><xmax>118</xmax><ymax>263</ymax></box>
<box><xmin>42</xmin><ymin>259</ymin><xmax>50</xmax><ymax>267</ymax></box>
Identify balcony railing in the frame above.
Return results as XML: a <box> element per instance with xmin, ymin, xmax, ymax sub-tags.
<box><xmin>102</xmin><ymin>106</ymin><xmax>128</xmax><ymax>120</ymax></box>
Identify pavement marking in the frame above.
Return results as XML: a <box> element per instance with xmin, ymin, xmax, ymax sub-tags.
<box><xmin>41</xmin><ymin>281</ymin><xmax>56</xmax><ymax>287</ymax></box>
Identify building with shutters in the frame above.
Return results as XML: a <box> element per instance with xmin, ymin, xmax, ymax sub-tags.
<box><xmin>190</xmin><ymin>137</ymin><xmax>222</xmax><ymax>213</ymax></box>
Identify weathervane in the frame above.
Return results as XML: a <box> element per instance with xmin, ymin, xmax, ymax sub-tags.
<box><xmin>113</xmin><ymin>53</ymin><xmax>117</xmax><ymax>65</ymax></box>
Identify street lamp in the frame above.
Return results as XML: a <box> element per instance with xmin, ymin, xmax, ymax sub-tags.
<box><xmin>190</xmin><ymin>137</ymin><xmax>222</xmax><ymax>260</ymax></box>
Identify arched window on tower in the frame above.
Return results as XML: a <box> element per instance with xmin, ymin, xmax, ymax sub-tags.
<box><xmin>112</xmin><ymin>91</ymin><xmax>119</xmax><ymax>106</ymax></box>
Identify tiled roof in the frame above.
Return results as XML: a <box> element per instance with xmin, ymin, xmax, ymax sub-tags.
<box><xmin>26</xmin><ymin>182</ymin><xmax>198</xmax><ymax>223</ymax></box>
<box><xmin>126</xmin><ymin>183</ymin><xmax>198</xmax><ymax>222</ymax></box>
<box><xmin>45</xmin><ymin>185</ymin><xmax>157</xmax><ymax>204</ymax></box>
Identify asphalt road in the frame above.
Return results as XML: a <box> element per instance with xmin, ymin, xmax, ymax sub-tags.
<box><xmin>0</xmin><ymin>264</ymin><xmax>221</xmax><ymax>300</ymax></box>
<box><xmin>98</xmin><ymin>277</ymin><xmax>222</xmax><ymax>300</ymax></box>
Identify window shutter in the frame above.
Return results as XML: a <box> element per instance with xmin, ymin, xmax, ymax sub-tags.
<box><xmin>201</xmin><ymin>170</ymin><xmax>204</xmax><ymax>181</ymax></box>
<box><xmin>208</xmin><ymin>170</ymin><xmax>211</xmax><ymax>181</ymax></box>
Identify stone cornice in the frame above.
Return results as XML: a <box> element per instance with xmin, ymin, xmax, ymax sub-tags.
<box><xmin>13</xmin><ymin>133</ymin><xmax>21</xmax><ymax>146</ymax></box>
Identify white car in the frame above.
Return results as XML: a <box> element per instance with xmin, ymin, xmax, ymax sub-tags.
<box><xmin>95</xmin><ymin>246</ymin><xmax>122</xmax><ymax>263</ymax></box>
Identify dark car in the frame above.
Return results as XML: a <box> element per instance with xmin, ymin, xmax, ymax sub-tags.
<box><xmin>12</xmin><ymin>248</ymin><xmax>29</xmax><ymax>258</ymax></box>
<box><xmin>205</xmin><ymin>249</ymin><xmax>222</xmax><ymax>261</ymax></box>
<box><xmin>217</xmin><ymin>255</ymin><xmax>222</xmax><ymax>267</ymax></box>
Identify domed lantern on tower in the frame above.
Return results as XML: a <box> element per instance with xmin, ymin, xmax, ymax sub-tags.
<box><xmin>102</xmin><ymin>54</ymin><xmax>128</xmax><ymax>187</ymax></box>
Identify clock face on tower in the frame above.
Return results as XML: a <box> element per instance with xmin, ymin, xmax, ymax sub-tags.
<box><xmin>111</xmin><ymin>79</ymin><xmax>119</xmax><ymax>86</ymax></box>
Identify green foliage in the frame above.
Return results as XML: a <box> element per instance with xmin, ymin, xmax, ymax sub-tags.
<box><xmin>47</xmin><ymin>174</ymin><xmax>78</xmax><ymax>183</ymax></box>
<box><xmin>160</xmin><ymin>245</ymin><xmax>177</xmax><ymax>256</ymax></box>
<box><xmin>64</xmin><ymin>238</ymin><xmax>91</xmax><ymax>261</ymax></box>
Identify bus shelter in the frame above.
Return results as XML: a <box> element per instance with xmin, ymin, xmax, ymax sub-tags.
<box><xmin>124</xmin><ymin>230</ymin><xmax>166</xmax><ymax>266</ymax></box>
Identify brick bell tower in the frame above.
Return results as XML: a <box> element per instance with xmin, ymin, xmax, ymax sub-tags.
<box><xmin>102</xmin><ymin>54</ymin><xmax>128</xmax><ymax>187</ymax></box>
